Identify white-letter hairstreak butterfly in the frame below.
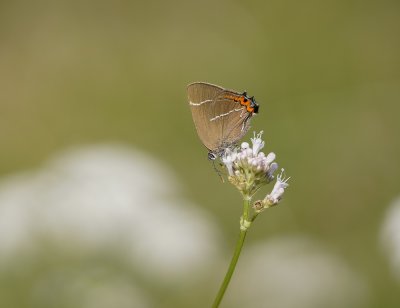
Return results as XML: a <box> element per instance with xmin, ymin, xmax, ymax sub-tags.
<box><xmin>187</xmin><ymin>82</ymin><xmax>259</xmax><ymax>160</ymax></box>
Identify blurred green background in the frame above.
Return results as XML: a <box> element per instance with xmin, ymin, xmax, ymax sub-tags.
<box><xmin>1</xmin><ymin>0</ymin><xmax>400</xmax><ymax>307</ymax></box>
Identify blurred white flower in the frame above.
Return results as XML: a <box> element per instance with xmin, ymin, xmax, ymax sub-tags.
<box><xmin>227</xmin><ymin>236</ymin><xmax>368</xmax><ymax>308</ymax></box>
<box><xmin>0</xmin><ymin>144</ymin><xmax>222</xmax><ymax>284</ymax></box>
<box><xmin>380</xmin><ymin>196</ymin><xmax>400</xmax><ymax>282</ymax></box>
<box><xmin>31</xmin><ymin>268</ymin><xmax>152</xmax><ymax>308</ymax></box>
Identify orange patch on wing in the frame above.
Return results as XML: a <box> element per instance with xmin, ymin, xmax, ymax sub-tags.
<box><xmin>223</xmin><ymin>94</ymin><xmax>255</xmax><ymax>114</ymax></box>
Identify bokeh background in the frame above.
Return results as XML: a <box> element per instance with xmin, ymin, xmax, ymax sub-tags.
<box><xmin>1</xmin><ymin>0</ymin><xmax>399</xmax><ymax>307</ymax></box>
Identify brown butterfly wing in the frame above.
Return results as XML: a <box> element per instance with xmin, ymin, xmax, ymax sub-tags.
<box><xmin>188</xmin><ymin>82</ymin><xmax>224</xmax><ymax>151</ymax></box>
<box><xmin>213</xmin><ymin>90</ymin><xmax>252</xmax><ymax>148</ymax></box>
<box><xmin>188</xmin><ymin>82</ymin><xmax>253</xmax><ymax>153</ymax></box>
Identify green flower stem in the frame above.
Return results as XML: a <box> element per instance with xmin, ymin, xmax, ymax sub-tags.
<box><xmin>212</xmin><ymin>197</ymin><xmax>251</xmax><ymax>308</ymax></box>
<box><xmin>242</xmin><ymin>195</ymin><xmax>250</xmax><ymax>222</ymax></box>
<box><xmin>250</xmin><ymin>211</ymin><xmax>260</xmax><ymax>222</ymax></box>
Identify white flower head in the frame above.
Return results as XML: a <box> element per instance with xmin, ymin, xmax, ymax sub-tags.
<box><xmin>265</xmin><ymin>152</ymin><xmax>276</xmax><ymax>165</ymax></box>
<box><xmin>241</xmin><ymin>142</ymin><xmax>250</xmax><ymax>150</ymax></box>
<box><xmin>266</xmin><ymin>162</ymin><xmax>278</xmax><ymax>182</ymax></box>
<box><xmin>264</xmin><ymin>169</ymin><xmax>290</xmax><ymax>207</ymax></box>
<box><xmin>251</xmin><ymin>131</ymin><xmax>265</xmax><ymax>156</ymax></box>
<box><xmin>220</xmin><ymin>131</ymin><xmax>285</xmax><ymax>198</ymax></box>
<box><xmin>222</xmin><ymin>149</ymin><xmax>237</xmax><ymax>176</ymax></box>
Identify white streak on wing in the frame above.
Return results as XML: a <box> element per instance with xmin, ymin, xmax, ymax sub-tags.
<box><xmin>241</xmin><ymin>120</ymin><xmax>246</xmax><ymax>132</ymax></box>
<box><xmin>189</xmin><ymin>100</ymin><xmax>213</xmax><ymax>106</ymax></box>
<box><xmin>209</xmin><ymin>108</ymin><xmax>243</xmax><ymax>122</ymax></box>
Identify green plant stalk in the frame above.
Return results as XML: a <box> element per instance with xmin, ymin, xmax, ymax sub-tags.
<box><xmin>211</xmin><ymin>197</ymin><xmax>251</xmax><ymax>308</ymax></box>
